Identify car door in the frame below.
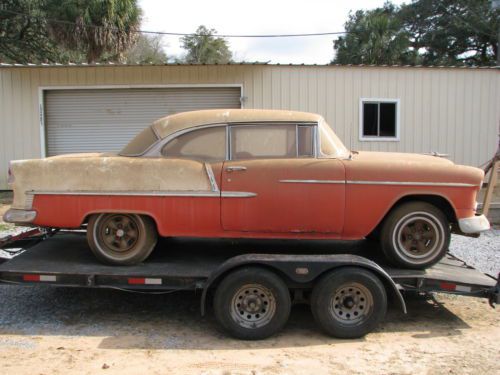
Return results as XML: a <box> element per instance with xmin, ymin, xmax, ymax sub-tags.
<box><xmin>221</xmin><ymin>123</ymin><xmax>345</xmax><ymax>234</ymax></box>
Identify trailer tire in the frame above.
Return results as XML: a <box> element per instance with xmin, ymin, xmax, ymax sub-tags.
<box><xmin>213</xmin><ymin>267</ymin><xmax>291</xmax><ymax>340</ymax></box>
<box><xmin>87</xmin><ymin>213</ymin><xmax>157</xmax><ymax>265</ymax></box>
<box><xmin>311</xmin><ymin>267</ymin><xmax>387</xmax><ymax>339</ymax></box>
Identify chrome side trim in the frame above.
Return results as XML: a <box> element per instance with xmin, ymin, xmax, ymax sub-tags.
<box><xmin>204</xmin><ymin>164</ymin><xmax>219</xmax><ymax>192</ymax></box>
<box><xmin>28</xmin><ymin>190</ymin><xmax>220</xmax><ymax>197</ymax></box>
<box><xmin>346</xmin><ymin>180</ymin><xmax>478</xmax><ymax>188</ymax></box>
<box><xmin>27</xmin><ymin>190</ymin><xmax>257</xmax><ymax>198</ymax></box>
<box><xmin>279</xmin><ymin>179</ymin><xmax>345</xmax><ymax>184</ymax></box>
<box><xmin>221</xmin><ymin>191</ymin><xmax>257</xmax><ymax>198</ymax></box>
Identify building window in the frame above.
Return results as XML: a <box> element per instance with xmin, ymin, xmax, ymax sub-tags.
<box><xmin>359</xmin><ymin>99</ymin><xmax>400</xmax><ymax>141</ymax></box>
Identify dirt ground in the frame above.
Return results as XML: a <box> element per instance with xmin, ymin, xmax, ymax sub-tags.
<box><xmin>0</xmin><ymin>287</ymin><xmax>498</xmax><ymax>375</ymax></box>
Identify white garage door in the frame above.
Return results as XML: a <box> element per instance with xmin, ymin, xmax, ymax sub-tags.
<box><xmin>44</xmin><ymin>87</ymin><xmax>241</xmax><ymax>156</ymax></box>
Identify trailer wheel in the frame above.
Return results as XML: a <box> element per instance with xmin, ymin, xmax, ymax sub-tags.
<box><xmin>87</xmin><ymin>213</ymin><xmax>157</xmax><ymax>265</ymax></box>
<box><xmin>213</xmin><ymin>267</ymin><xmax>291</xmax><ymax>340</ymax></box>
<box><xmin>311</xmin><ymin>267</ymin><xmax>387</xmax><ymax>339</ymax></box>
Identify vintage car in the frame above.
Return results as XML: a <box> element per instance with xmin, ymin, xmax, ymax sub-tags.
<box><xmin>4</xmin><ymin>109</ymin><xmax>490</xmax><ymax>268</ymax></box>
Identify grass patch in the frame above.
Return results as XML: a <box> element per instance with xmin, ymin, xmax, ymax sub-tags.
<box><xmin>0</xmin><ymin>223</ymin><xmax>13</xmax><ymax>231</ymax></box>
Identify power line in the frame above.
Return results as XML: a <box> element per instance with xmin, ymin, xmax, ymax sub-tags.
<box><xmin>0</xmin><ymin>9</ymin><xmax>347</xmax><ymax>38</ymax></box>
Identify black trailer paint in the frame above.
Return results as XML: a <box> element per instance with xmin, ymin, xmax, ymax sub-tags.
<box><xmin>0</xmin><ymin>232</ymin><xmax>498</xmax><ymax>318</ymax></box>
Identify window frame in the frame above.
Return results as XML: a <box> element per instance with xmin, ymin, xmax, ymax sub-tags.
<box><xmin>359</xmin><ymin>98</ymin><xmax>400</xmax><ymax>142</ymax></box>
<box><xmin>228</xmin><ymin>123</ymin><xmax>317</xmax><ymax>161</ymax></box>
<box><xmin>160</xmin><ymin>124</ymin><xmax>229</xmax><ymax>162</ymax></box>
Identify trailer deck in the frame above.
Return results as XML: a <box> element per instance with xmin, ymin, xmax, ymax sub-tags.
<box><xmin>0</xmin><ymin>232</ymin><xmax>496</xmax><ymax>298</ymax></box>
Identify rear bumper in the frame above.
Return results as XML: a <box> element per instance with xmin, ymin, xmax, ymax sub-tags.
<box><xmin>458</xmin><ymin>214</ymin><xmax>490</xmax><ymax>234</ymax></box>
<box><xmin>3</xmin><ymin>209</ymin><xmax>37</xmax><ymax>224</ymax></box>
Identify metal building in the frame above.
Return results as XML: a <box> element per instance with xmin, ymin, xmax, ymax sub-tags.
<box><xmin>0</xmin><ymin>63</ymin><xmax>498</xmax><ymax>190</ymax></box>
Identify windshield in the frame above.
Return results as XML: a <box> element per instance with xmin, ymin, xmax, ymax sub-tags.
<box><xmin>119</xmin><ymin>126</ymin><xmax>159</xmax><ymax>156</ymax></box>
<box><xmin>319</xmin><ymin>120</ymin><xmax>349</xmax><ymax>159</ymax></box>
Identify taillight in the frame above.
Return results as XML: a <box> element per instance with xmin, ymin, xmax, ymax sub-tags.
<box><xmin>7</xmin><ymin>162</ymin><xmax>14</xmax><ymax>184</ymax></box>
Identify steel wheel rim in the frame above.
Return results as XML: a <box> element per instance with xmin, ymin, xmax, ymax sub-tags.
<box><xmin>329</xmin><ymin>282</ymin><xmax>374</xmax><ymax>325</ymax></box>
<box><xmin>230</xmin><ymin>284</ymin><xmax>277</xmax><ymax>329</ymax></box>
<box><xmin>97</xmin><ymin>214</ymin><xmax>141</xmax><ymax>255</ymax></box>
<box><xmin>393</xmin><ymin>212</ymin><xmax>445</xmax><ymax>264</ymax></box>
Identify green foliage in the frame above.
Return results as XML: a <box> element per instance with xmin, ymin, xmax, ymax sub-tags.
<box><xmin>333</xmin><ymin>0</ymin><xmax>499</xmax><ymax>66</ymax></box>
<box><xmin>0</xmin><ymin>0</ymin><xmax>61</xmax><ymax>63</ymax></box>
<box><xmin>399</xmin><ymin>0</ymin><xmax>499</xmax><ymax>66</ymax></box>
<box><xmin>334</xmin><ymin>4</ymin><xmax>414</xmax><ymax>65</ymax></box>
<box><xmin>123</xmin><ymin>33</ymin><xmax>167</xmax><ymax>64</ymax></box>
<box><xmin>44</xmin><ymin>0</ymin><xmax>141</xmax><ymax>63</ymax></box>
<box><xmin>180</xmin><ymin>25</ymin><xmax>232</xmax><ymax>64</ymax></box>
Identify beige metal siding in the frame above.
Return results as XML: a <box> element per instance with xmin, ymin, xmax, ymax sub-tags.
<box><xmin>0</xmin><ymin>65</ymin><xmax>498</xmax><ymax>189</ymax></box>
<box><xmin>44</xmin><ymin>87</ymin><xmax>241</xmax><ymax>155</ymax></box>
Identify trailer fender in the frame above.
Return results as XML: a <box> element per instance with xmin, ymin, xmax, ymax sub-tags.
<box><xmin>200</xmin><ymin>253</ymin><xmax>406</xmax><ymax>316</ymax></box>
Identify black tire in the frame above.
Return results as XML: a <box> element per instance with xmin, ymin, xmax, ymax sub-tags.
<box><xmin>311</xmin><ymin>267</ymin><xmax>387</xmax><ymax>339</ymax></box>
<box><xmin>213</xmin><ymin>267</ymin><xmax>291</xmax><ymax>340</ymax></box>
<box><xmin>87</xmin><ymin>213</ymin><xmax>157</xmax><ymax>265</ymax></box>
<box><xmin>380</xmin><ymin>202</ymin><xmax>450</xmax><ymax>269</ymax></box>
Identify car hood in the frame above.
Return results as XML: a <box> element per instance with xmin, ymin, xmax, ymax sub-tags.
<box><xmin>345</xmin><ymin>151</ymin><xmax>483</xmax><ymax>186</ymax></box>
<box><xmin>352</xmin><ymin>151</ymin><xmax>454</xmax><ymax>166</ymax></box>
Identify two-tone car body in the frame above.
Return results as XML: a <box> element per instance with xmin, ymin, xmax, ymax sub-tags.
<box><xmin>4</xmin><ymin>109</ymin><xmax>490</xmax><ymax>268</ymax></box>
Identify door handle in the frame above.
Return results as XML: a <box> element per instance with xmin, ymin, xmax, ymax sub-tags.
<box><xmin>226</xmin><ymin>166</ymin><xmax>247</xmax><ymax>172</ymax></box>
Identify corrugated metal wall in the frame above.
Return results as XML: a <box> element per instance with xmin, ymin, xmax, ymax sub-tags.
<box><xmin>0</xmin><ymin>64</ymin><xmax>498</xmax><ymax>189</ymax></box>
<box><xmin>44</xmin><ymin>87</ymin><xmax>241</xmax><ymax>155</ymax></box>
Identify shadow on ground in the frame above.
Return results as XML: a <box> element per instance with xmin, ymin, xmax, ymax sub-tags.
<box><xmin>0</xmin><ymin>282</ymin><xmax>470</xmax><ymax>350</ymax></box>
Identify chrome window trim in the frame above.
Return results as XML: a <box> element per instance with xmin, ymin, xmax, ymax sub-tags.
<box><xmin>204</xmin><ymin>163</ymin><xmax>219</xmax><ymax>192</ymax></box>
<box><xmin>279</xmin><ymin>179</ymin><xmax>345</xmax><ymax>184</ymax></box>
<box><xmin>228</xmin><ymin>122</ymin><xmax>317</xmax><ymax>161</ymax></box>
<box><xmin>147</xmin><ymin>123</ymin><xmax>229</xmax><ymax>157</ymax></box>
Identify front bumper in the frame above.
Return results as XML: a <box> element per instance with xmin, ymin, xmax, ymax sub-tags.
<box><xmin>458</xmin><ymin>214</ymin><xmax>490</xmax><ymax>234</ymax></box>
<box><xmin>3</xmin><ymin>208</ymin><xmax>37</xmax><ymax>224</ymax></box>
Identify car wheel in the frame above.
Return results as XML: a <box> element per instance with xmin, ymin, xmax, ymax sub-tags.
<box><xmin>311</xmin><ymin>267</ymin><xmax>387</xmax><ymax>339</ymax></box>
<box><xmin>87</xmin><ymin>213</ymin><xmax>157</xmax><ymax>265</ymax></box>
<box><xmin>380</xmin><ymin>202</ymin><xmax>450</xmax><ymax>269</ymax></box>
<box><xmin>213</xmin><ymin>267</ymin><xmax>291</xmax><ymax>340</ymax></box>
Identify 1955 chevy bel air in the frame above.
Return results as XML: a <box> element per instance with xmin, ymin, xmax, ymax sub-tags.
<box><xmin>4</xmin><ymin>109</ymin><xmax>490</xmax><ymax>268</ymax></box>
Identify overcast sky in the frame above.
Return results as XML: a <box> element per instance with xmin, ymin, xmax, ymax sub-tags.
<box><xmin>139</xmin><ymin>0</ymin><xmax>407</xmax><ymax>64</ymax></box>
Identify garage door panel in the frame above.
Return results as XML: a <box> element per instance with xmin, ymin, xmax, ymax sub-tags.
<box><xmin>44</xmin><ymin>87</ymin><xmax>241</xmax><ymax>156</ymax></box>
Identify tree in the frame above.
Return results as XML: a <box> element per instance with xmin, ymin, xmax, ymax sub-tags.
<box><xmin>399</xmin><ymin>0</ymin><xmax>498</xmax><ymax>66</ymax></box>
<box><xmin>44</xmin><ymin>0</ymin><xmax>141</xmax><ymax>63</ymax></box>
<box><xmin>123</xmin><ymin>33</ymin><xmax>167</xmax><ymax>64</ymax></box>
<box><xmin>333</xmin><ymin>0</ymin><xmax>499</xmax><ymax>66</ymax></box>
<box><xmin>333</xmin><ymin>4</ymin><xmax>415</xmax><ymax>65</ymax></box>
<box><xmin>0</xmin><ymin>0</ymin><xmax>60</xmax><ymax>63</ymax></box>
<box><xmin>180</xmin><ymin>25</ymin><xmax>232</xmax><ymax>64</ymax></box>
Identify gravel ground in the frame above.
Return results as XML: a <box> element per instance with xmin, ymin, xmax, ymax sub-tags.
<box><xmin>449</xmin><ymin>229</ymin><xmax>499</xmax><ymax>276</ymax></box>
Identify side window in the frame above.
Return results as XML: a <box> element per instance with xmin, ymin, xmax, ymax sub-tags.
<box><xmin>298</xmin><ymin>125</ymin><xmax>314</xmax><ymax>157</ymax></box>
<box><xmin>162</xmin><ymin>126</ymin><xmax>226</xmax><ymax>162</ymax></box>
<box><xmin>230</xmin><ymin>124</ymin><xmax>314</xmax><ymax>160</ymax></box>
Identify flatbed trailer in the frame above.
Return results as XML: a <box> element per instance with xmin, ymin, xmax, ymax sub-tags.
<box><xmin>0</xmin><ymin>231</ymin><xmax>498</xmax><ymax>340</ymax></box>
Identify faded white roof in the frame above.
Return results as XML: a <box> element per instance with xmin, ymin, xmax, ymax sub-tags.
<box><xmin>151</xmin><ymin>109</ymin><xmax>322</xmax><ymax>139</ymax></box>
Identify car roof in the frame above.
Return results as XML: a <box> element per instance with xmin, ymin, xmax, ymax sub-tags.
<box><xmin>151</xmin><ymin>109</ymin><xmax>322</xmax><ymax>139</ymax></box>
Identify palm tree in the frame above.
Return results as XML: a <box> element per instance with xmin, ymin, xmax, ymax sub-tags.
<box><xmin>45</xmin><ymin>0</ymin><xmax>141</xmax><ymax>63</ymax></box>
<box><xmin>333</xmin><ymin>6</ymin><xmax>414</xmax><ymax>65</ymax></box>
